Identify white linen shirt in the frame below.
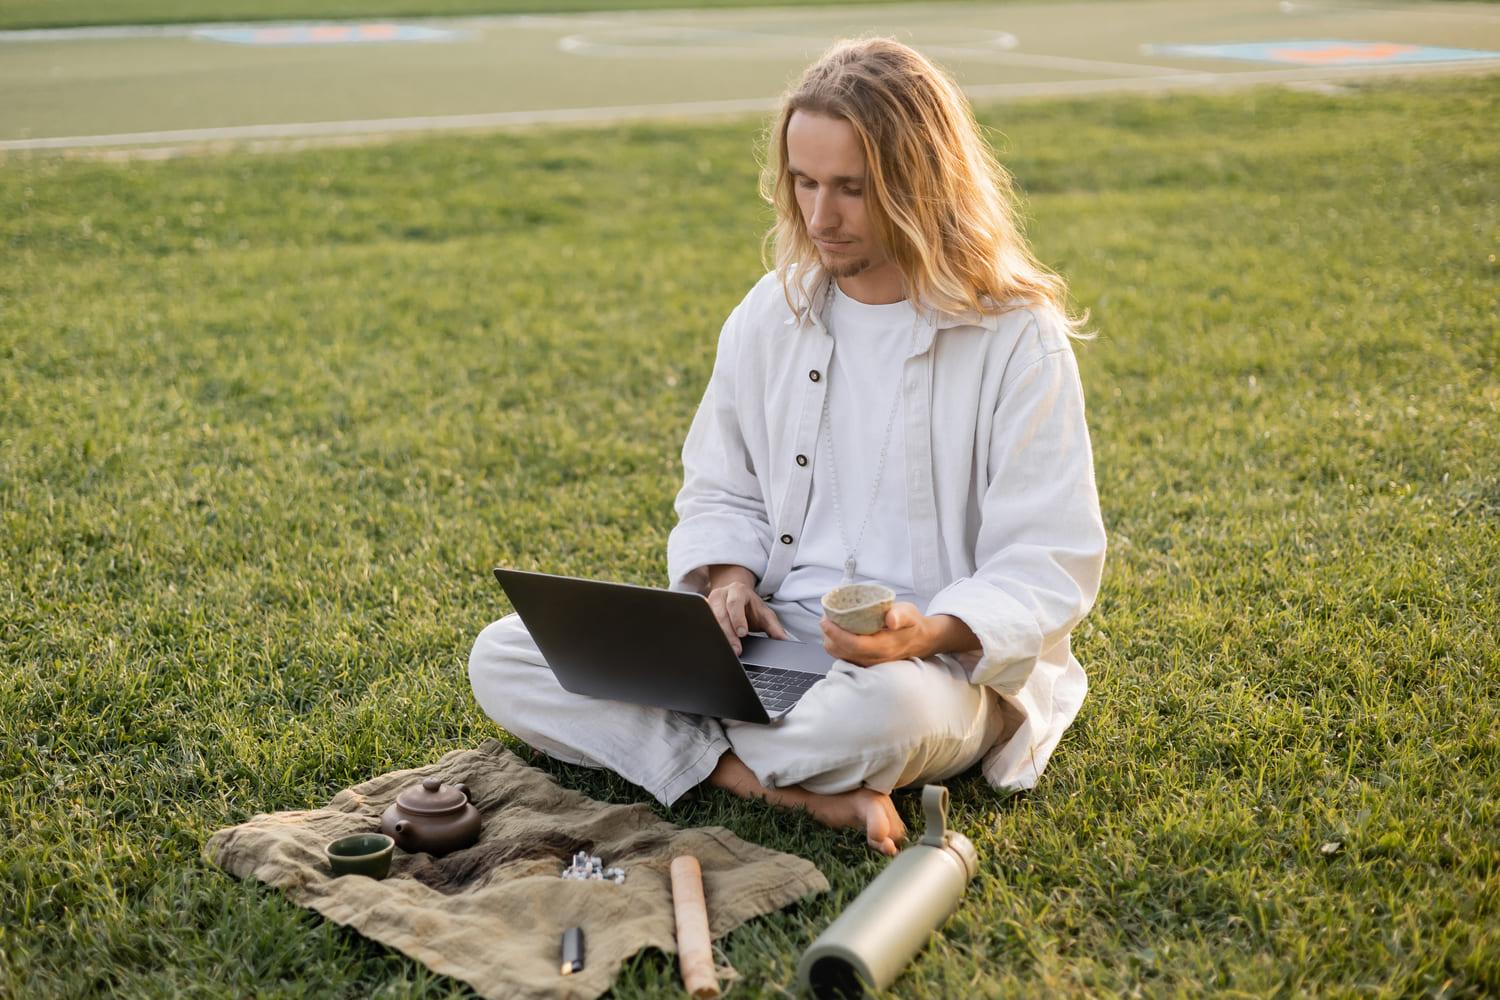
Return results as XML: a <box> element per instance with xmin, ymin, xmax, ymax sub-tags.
<box><xmin>667</xmin><ymin>268</ymin><xmax>1107</xmax><ymax>791</ymax></box>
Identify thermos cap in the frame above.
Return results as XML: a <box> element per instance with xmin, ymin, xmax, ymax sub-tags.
<box><xmin>919</xmin><ymin>785</ymin><xmax>979</xmax><ymax>881</ymax></box>
<box><xmin>945</xmin><ymin>830</ymin><xmax>979</xmax><ymax>881</ymax></box>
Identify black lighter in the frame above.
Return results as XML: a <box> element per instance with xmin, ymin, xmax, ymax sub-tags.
<box><xmin>560</xmin><ymin>925</ymin><xmax>585</xmax><ymax>975</ymax></box>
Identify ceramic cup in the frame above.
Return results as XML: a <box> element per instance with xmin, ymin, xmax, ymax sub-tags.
<box><xmin>821</xmin><ymin>583</ymin><xmax>896</xmax><ymax>635</ymax></box>
<box><xmin>325</xmin><ymin>833</ymin><xmax>395</xmax><ymax>879</ymax></box>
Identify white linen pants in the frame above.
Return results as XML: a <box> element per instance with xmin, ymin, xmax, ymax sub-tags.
<box><xmin>467</xmin><ymin>599</ymin><xmax>1014</xmax><ymax>806</ymax></box>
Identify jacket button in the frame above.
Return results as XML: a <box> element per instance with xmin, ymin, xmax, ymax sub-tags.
<box><xmin>809</xmin><ymin>370</ymin><xmax>821</xmax><ymax>382</ymax></box>
<box><xmin>780</xmin><ymin>534</ymin><xmax>794</xmax><ymax>545</ymax></box>
<box><xmin>795</xmin><ymin>454</ymin><xmax>808</xmax><ymax>467</ymax></box>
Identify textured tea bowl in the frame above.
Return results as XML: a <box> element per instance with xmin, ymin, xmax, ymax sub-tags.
<box><xmin>821</xmin><ymin>583</ymin><xmax>896</xmax><ymax>635</ymax></box>
<box><xmin>325</xmin><ymin>833</ymin><xmax>395</xmax><ymax>879</ymax></box>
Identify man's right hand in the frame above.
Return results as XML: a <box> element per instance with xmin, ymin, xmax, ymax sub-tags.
<box><xmin>705</xmin><ymin>565</ymin><xmax>789</xmax><ymax>654</ymax></box>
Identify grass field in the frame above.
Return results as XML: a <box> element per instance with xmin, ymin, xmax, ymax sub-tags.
<box><xmin>0</xmin><ymin>0</ymin><xmax>978</xmax><ymax>31</ymax></box>
<box><xmin>3</xmin><ymin>71</ymin><xmax>1498</xmax><ymax>998</ymax></box>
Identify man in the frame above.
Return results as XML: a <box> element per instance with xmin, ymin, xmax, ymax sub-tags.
<box><xmin>470</xmin><ymin>38</ymin><xmax>1106</xmax><ymax>855</ymax></box>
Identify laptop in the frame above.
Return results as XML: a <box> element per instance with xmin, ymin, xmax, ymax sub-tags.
<box><xmin>493</xmin><ymin>567</ymin><xmax>835</xmax><ymax>724</ymax></box>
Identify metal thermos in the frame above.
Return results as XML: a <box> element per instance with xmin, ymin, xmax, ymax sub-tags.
<box><xmin>796</xmin><ymin>785</ymin><xmax>979</xmax><ymax>998</ymax></box>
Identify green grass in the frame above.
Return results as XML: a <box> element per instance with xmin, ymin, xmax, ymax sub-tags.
<box><xmin>0</xmin><ymin>0</ymin><xmax>1008</xmax><ymax>32</ymax></box>
<box><xmin>2</xmin><ymin>74</ymin><xmax>1498</xmax><ymax>998</ymax></box>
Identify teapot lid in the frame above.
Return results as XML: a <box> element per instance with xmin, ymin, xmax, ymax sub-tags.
<box><xmin>394</xmin><ymin>777</ymin><xmax>469</xmax><ymax>816</ymax></box>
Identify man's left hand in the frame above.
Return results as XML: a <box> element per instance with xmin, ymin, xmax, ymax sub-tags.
<box><xmin>819</xmin><ymin>603</ymin><xmax>979</xmax><ymax>666</ymax></box>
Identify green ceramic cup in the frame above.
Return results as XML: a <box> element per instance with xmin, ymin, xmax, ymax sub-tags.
<box><xmin>325</xmin><ymin>833</ymin><xmax>395</xmax><ymax>879</ymax></box>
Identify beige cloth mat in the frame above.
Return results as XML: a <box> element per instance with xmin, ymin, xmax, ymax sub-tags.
<box><xmin>206</xmin><ymin>739</ymin><xmax>828</xmax><ymax>1000</ymax></box>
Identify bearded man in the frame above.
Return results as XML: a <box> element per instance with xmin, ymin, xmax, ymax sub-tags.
<box><xmin>470</xmin><ymin>38</ymin><xmax>1106</xmax><ymax>855</ymax></box>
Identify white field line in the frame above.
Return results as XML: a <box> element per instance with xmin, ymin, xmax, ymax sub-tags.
<box><xmin>551</xmin><ymin>24</ymin><xmax>1002</xmax><ymax>60</ymax></box>
<box><xmin>0</xmin><ymin>97</ymin><xmax>782</xmax><ymax>151</ymax></box>
<box><xmin>554</xmin><ymin>25</ymin><xmax>1190</xmax><ymax>76</ymax></box>
<box><xmin>553</xmin><ymin>25</ymin><xmax>1189</xmax><ymax>75</ymax></box>
<box><xmin>923</xmin><ymin>44</ymin><xmax>1196</xmax><ymax>77</ymax></box>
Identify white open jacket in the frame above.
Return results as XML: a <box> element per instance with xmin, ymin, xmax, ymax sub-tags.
<box><xmin>667</xmin><ymin>269</ymin><xmax>1107</xmax><ymax>790</ymax></box>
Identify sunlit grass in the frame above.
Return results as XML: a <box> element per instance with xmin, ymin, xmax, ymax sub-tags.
<box><xmin>2</xmin><ymin>75</ymin><xmax>1497</xmax><ymax>997</ymax></box>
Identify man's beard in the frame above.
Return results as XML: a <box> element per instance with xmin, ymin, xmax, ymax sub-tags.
<box><xmin>817</xmin><ymin>249</ymin><xmax>875</xmax><ymax>278</ymax></box>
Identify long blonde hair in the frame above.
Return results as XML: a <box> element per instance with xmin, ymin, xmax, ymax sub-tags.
<box><xmin>764</xmin><ymin>37</ymin><xmax>1083</xmax><ymax>330</ymax></box>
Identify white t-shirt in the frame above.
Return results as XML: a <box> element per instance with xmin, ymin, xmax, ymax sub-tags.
<box><xmin>774</xmin><ymin>285</ymin><xmax>919</xmax><ymax>614</ymax></box>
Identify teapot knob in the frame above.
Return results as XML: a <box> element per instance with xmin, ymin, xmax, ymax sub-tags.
<box><xmin>422</xmin><ymin>777</ymin><xmax>442</xmax><ymax>793</ymax></box>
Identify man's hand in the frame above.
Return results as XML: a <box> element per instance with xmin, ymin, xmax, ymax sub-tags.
<box><xmin>706</xmin><ymin>565</ymin><xmax>789</xmax><ymax>654</ymax></box>
<box><xmin>820</xmin><ymin>603</ymin><xmax>979</xmax><ymax>666</ymax></box>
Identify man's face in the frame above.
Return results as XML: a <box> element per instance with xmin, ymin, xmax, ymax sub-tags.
<box><xmin>785</xmin><ymin>110</ymin><xmax>904</xmax><ymax>304</ymax></box>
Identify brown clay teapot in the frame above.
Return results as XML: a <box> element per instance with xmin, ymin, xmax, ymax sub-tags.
<box><xmin>380</xmin><ymin>777</ymin><xmax>482</xmax><ymax>856</ymax></box>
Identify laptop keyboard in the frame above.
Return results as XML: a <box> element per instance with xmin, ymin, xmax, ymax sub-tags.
<box><xmin>745</xmin><ymin>665</ymin><xmax>822</xmax><ymax>715</ymax></box>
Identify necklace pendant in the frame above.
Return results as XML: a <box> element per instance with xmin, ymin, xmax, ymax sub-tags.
<box><xmin>842</xmin><ymin>555</ymin><xmax>857</xmax><ymax>583</ymax></box>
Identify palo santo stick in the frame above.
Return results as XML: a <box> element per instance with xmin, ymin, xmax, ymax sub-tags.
<box><xmin>670</xmin><ymin>855</ymin><xmax>721</xmax><ymax>999</ymax></box>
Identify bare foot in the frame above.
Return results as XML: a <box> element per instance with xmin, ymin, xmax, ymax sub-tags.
<box><xmin>803</xmin><ymin>787</ymin><xmax>906</xmax><ymax>856</ymax></box>
<box><xmin>707</xmin><ymin>752</ymin><xmax>906</xmax><ymax>856</ymax></box>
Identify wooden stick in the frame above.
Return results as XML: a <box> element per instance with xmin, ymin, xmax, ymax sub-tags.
<box><xmin>669</xmin><ymin>855</ymin><xmax>721</xmax><ymax>999</ymax></box>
